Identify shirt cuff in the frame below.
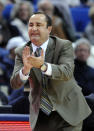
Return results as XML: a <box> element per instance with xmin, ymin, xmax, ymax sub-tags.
<box><xmin>43</xmin><ymin>63</ymin><xmax>52</xmax><ymax>76</ymax></box>
<box><xmin>19</xmin><ymin>68</ymin><xmax>29</xmax><ymax>81</ymax></box>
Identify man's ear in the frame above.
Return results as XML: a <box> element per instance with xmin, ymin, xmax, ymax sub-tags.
<box><xmin>48</xmin><ymin>26</ymin><xmax>52</xmax><ymax>34</ymax></box>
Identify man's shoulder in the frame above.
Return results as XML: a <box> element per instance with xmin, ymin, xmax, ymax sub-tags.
<box><xmin>50</xmin><ymin>35</ymin><xmax>72</xmax><ymax>45</ymax></box>
<box><xmin>15</xmin><ymin>41</ymin><xmax>31</xmax><ymax>56</ymax></box>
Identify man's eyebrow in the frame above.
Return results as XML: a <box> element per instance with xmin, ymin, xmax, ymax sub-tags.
<box><xmin>29</xmin><ymin>22</ymin><xmax>43</xmax><ymax>24</ymax></box>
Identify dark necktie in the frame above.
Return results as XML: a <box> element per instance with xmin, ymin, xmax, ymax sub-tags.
<box><xmin>35</xmin><ymin>47</ymin><xmax>53</xmax><ymax>115</ymax></box>
<box><xmin>34</xmin><ymin>47</ymin><xmax>42</xmax><ymax>57</ymax></box>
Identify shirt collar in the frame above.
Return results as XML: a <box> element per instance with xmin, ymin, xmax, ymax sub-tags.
<box><xmin>32</xmin><ymin>39</ymin><xmax>49</xmax><ymax>54</ymax></box>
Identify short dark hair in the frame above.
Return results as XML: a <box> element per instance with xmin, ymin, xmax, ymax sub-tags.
<box><xmin>32</xmin><ymin>12</ymin><xmax>52</xmax><ymax>27</ymax></box>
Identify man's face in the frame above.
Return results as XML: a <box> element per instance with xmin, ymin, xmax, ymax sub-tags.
<box><xmin>28</xmin><ymin>14</ymin><xmax>52</xmax><ymax>46</ymax></box>
<box><xmin>38</xmin><ymin>2</ymin><xmax>53</xmax><ymax>18</ymax></box>
<box><xmin>75</xmin><ymin>44</ymin><xmax>90</xmax><ymax>62</ymax></box>
<box><xmin>19</xmin><ymin>4</ymin><xmax>29</xmax><ymax>21</ymax></box>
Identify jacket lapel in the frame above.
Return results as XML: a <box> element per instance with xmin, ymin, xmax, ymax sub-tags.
<box><xmin>45</xmin><ymin>37</ymin><xmax>55</xmax><ymax>63</ymax></box>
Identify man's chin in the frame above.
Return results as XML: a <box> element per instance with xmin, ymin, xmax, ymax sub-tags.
<box><xmin>31</xmin><ymin>38</ymin><xmax>40</xmax><ymax>44</ymax></box>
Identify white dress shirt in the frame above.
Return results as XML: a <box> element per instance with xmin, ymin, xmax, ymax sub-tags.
<box><xmin>19</xmin><ymin>39</ymin><xmax>52</xmax><ymax>81</ymax></box>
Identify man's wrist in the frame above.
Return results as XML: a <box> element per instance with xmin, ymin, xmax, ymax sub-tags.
<box><xmin>40</xmin><ymin>62</ymin><xmax>48</xmax><ymax>72</ymax></box>
<box><xmin>22</xmin><ymin>67</ymin><xmax>30</xmax><ymax>76</ymax></box>
<box><xmin>19</xmin><ymin>68</ymin><xmax>29</xmax><ymax>81</ymax></box>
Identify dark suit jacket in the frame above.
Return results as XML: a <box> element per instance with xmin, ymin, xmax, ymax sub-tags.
<box><xmin>74</xmin><ymin>59</ymin><xmax>94</xmax><ymax>96</ymax></box>
<box><xmin>10</xmin><ymin>36</ymin><xmax>91</xmax><ymax>130</ymax></box>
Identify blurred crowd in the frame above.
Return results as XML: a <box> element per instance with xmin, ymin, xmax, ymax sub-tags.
<box><xmin>0</xmin><ymin>0</ymin><xmax>94</xmax><ymax>130</ymax></box>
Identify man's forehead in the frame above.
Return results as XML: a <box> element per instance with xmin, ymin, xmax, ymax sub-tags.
<box><xmin>30</xmin><ymin>14</ymin><xmax>46</xmax><ymax>20</ymax></box>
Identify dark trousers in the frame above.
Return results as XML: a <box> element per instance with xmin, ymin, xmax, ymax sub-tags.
<box><xmin>34</xmin><ymin>110</ymin><xmax>70</xmax><ymax>131</ymax></box>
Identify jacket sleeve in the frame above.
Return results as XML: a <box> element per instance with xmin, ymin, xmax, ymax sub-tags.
<box><xmin>51</xmin><ymin>40</ymin><xmax>74</xmax><ymax>81</ymax></box>
<box><xmin>10</xmin><ymin>48</ymin><xmax>26</xmax><ymax>89</ymax></box>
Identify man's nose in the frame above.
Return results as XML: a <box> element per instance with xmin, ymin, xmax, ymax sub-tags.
<box><xmin>32</xmin><ymin>26</ymin><xmax>37</xmax><ymax>30</ymax></box>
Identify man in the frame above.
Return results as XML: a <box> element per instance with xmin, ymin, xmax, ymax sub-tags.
<box><xmin>74</xmin><ymin>38</ymin><xmax>94</xmax><ymax>96</ymax></box>
<box><xmin>10</xmin><ymin>12</ymin><xmax>91</xmax><ymax>131</ymax></box>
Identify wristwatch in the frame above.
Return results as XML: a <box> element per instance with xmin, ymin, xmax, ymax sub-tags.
<box><xmin>40</xmin><ymin>63</ymin><xmax>48</xmax><ymax>72</ymax></box>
